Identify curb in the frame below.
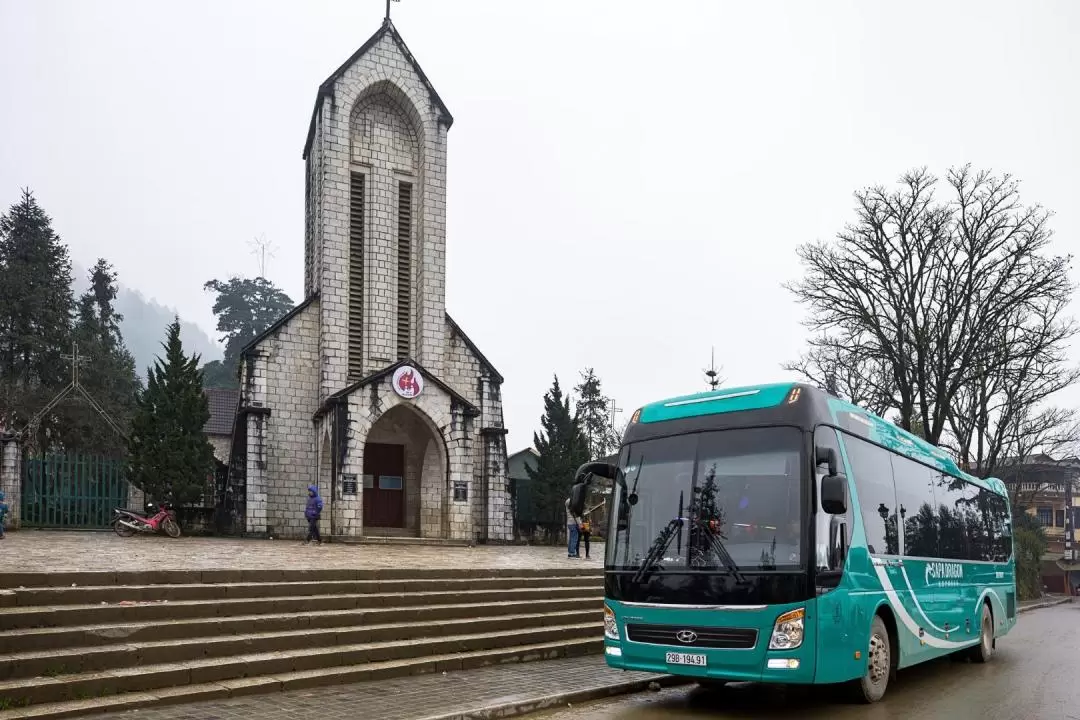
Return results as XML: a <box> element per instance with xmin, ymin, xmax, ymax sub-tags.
<box><xmin>414</xmin><ymin>674</ymin><xmax>694</xmax><ymax>720</ymax></box>
<box><xmin>1018</xmin><ymin>596</ymin><xmax>1072</xmax><ymax>614</ymax></box>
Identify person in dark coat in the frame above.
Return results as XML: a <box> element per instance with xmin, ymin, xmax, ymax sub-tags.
<box><xmin>304</xmin><ymin>484</ymin><xmax>324</xmax><ymax>545</ymax></box>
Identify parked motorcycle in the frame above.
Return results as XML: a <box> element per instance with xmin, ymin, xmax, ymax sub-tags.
<box><xmin>113</xmin><ymin>502</ymin><xmax>181</xmax><ymax>538</ymax></box>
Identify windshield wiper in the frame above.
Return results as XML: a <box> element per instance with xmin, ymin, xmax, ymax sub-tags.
<box><xmin>694</xmin><ymin>518</ymin><xmax>745</xmax><ymax>584</ymax></box>
<box><xmin>631</xmin><ymin>492</ymin><xmax>684</xmax><ymax>585</ymax></box>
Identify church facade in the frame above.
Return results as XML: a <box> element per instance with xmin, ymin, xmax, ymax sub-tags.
<box><xmin>226</xmin><ymin>19</ymin><xmax>511</xmax><ymax>543</ymax></box>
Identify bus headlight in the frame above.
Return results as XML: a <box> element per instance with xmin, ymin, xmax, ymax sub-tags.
<box><xmin>768</xmin><ymin>608</ymin><xmax>805</xmax><ymax>650</ymax></box>
<box><xmin>604</xmin><ymin>605</ymin><xmax>620</xmax><ymax>640</ymax></box>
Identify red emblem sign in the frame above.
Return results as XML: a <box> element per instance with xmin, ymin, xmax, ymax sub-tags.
<box><xmin>392</xmin><ymin>366</ymin><xmax>424</xmax><ymax>399</ymax></box>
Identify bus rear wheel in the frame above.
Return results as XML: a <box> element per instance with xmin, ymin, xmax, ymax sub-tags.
<box><xmin>966</xmin><ymin>603</ymin><xmax>994</xmax><ymax>664</ymax></box>
<box><xmin>851</xmin><ymin>615</ymin><xmax>891</xmax><ymax>703</ymax></box>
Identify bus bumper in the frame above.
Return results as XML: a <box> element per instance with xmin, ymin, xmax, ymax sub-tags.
<box><xmin>603</xmin><ymin>599</ymin><xmax>817</xmax><ymax>684</ymax></box>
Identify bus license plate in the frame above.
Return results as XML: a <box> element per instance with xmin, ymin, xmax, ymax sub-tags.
<box><xmin>666</xmin><ymin>651</ymin><xmax>707</xmax><ymax>666</ymax></box>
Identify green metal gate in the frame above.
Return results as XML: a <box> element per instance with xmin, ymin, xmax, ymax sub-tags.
<box><xmin>21</xmin><ymin>453</ymin><xmax>129</xmax><ymax>529</ymax></box>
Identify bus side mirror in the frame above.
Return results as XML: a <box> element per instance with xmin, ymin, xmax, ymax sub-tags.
<box><xmin>575</xmin><ymin>462</ymin><xmax>616</xmax><ymax>483</ymax></box>
<box><xmin>821</xmin><ymin>474</ymin><xmax>848</xmax><ymax>515</ymax></box>
<box><xmin>816</xmin><ymin>446</ymin><xmax>838</xmax><ymax>477</ymax></box>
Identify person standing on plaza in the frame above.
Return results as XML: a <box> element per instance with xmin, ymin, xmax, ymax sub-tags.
<box><xmin>565</xmin><ymin>496</ymin><xmax>582</xmax><ymax>558</ymax></box>
<box><xmin>305</xmin><ymin>484</ymin><xmax>323</xmax><ymax>545</ymax></box>
<box><xmin>578</xmin><ymin>512</ymin><xmax>592</xmax><ymax>560</ymax></box>
<box><xmin>0</xmin><ymin>491</ymin><xmax>7</xmax><ymax>539</ymax></box>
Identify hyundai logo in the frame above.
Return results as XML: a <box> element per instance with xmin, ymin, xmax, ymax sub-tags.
<box><xmin>676</xmin><ymin>630</ymin><xmax>698</xmax><ymax>644</ymax></box>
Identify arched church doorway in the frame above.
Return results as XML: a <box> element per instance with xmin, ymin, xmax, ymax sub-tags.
<box><xmin>362</xmin><ymin>404</ymin><xmax>447</xmax><ymax>538</ymax></box>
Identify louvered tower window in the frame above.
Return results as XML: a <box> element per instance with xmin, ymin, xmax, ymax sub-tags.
<box><xmin>396</xmin><ymin>181</ymin><xmax>413</xmax><ymax>360</ymax></box>
<box><xmin>348</xmin><ymin>172</ymin><xmax>365</xmax><ymax>380</ymax></box>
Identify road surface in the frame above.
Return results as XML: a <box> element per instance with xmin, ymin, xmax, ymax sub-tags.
<box><xmin>535</xmin><ymin>601</ymin><xmax>1080</xmax><ymax>720</ymax></box>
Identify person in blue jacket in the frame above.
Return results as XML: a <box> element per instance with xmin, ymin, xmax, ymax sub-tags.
<box><xmin>304</xmin><ymin>484</ymin><xmax>323</xmax><ymax>545</ymax></box>
<box><xmin>0</xmin><ymin>491</ymin><xmax>7</xmax><ymax>539</ymax></box>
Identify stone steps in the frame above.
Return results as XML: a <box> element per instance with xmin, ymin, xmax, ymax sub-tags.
<box><xmin>0</xmin><ymin>567</ymin><xmax>604</xmax><ymax>718</ymax></box>
<box><xmin>0</xmin><ymin>610</ymin><xmax>601</xmax><ymax>679</ymax></box>
<box><xmin>2</xmin><ymin>575</ymin><xmax>599</xmax><ymax>607</ymax></box>
<box><xmin>0</xmin><ymin>637</ymin><xmax>602</xmax><ymax>719</ymax></box>
<box><xmin>0</xmin><ymin>566</ymin><xmax>600</xmax><ymax>590</ymax></box>
<box><xmin>0</xmin><ymin>585</ymin><xmax>598</xmax><ymax>631</ymax></box>
<box><xmin>0</xmin><ymin>597</ymin><xmax>600</xmax><ymax>653</ymax></box>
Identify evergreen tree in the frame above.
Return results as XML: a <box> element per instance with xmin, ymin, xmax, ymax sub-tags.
<box><xmin>66</xmin><ymin>259</ymin><xmax>140</xmax><ymax>454</ymax></box>
<box><xmin>127</xmin><ymin>319</ymin><xmax>215</xmax><ymax>505</ymax></box>
<box><xmin>0</xmin><ymin>189</ymin><xmax>74</xmax><ymax>445</ymax></box>
<box><xmin>574</xmin><ymin>368</ymin><xmax>621</xmax><ymax>459</ymax></box>
<box><xmin>525</xmin><ymin>376</ymin><xmax>590</xmax><ymax>526</ymax></box>
<box><xmin>202</xmin><ymin>276</ymin><xmax>294</xmax><ymax>388</ymax></box>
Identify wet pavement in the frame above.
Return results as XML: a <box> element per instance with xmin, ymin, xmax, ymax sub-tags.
<box><xmin>535</xmin><ymin>601</ymin><xmax>1080</xmax><ymax>720</ymax></box>
<box><xmin>2</xmin><ymin>530</ymin><xmax>604</xmax><ymax>571</ymax></box>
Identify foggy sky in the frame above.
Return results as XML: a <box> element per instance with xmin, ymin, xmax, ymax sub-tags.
<box><xmin>2</xmin><ymin>0</ymin><xmax>1078</xmax><ymax>453</ymax></box>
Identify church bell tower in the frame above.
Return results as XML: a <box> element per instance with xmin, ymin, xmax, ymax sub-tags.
<box><xmin>302</xmin><ymin>18</ymin><xmax>453</xmax><ymax>400</ymax></box>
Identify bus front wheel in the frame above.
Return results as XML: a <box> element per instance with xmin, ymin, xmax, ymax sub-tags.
<box><xmin>966</xmin><ymin>603</ymin><xmax>995</xmax><ymax>664</ymax></box>
<box><xmin>851</xmin><ymin>615</ymin><xmax>891</xmax><ymax>703</ymax></box>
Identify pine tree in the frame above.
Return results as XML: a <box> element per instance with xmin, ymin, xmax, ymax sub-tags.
<box><xmin>0</xmin><ymin>189</ymin><xmax>74</xmax><ymax>444</ymax></box>
<box><xmin>525</xmin><ymin>376</ymin><xmax>590</xmax><ymax>526</ymax></box>
<box><xmin>127</xmin><ymin>319</ymin><xmax>215</xmax><ymax>505</ymax></box>
<box><xmin>574</xmin><ymin>367</ymin><xmax>621</xmax><ymax>459</ymax></box>
<box><xmin>67</xmin><ymin>259</ymin><xmax>140</xmax><ymax>454</ymax></box>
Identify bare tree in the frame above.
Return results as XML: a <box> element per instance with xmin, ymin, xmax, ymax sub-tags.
<box><xmin>785</xmin><ymin>166</ymin><xmax>1076</xmax><ymax>461</ymax></box>
<box><xmin>946</xmin><ymin>291</ymin><xmax>1080</xmax><ymax>477</ymax></box>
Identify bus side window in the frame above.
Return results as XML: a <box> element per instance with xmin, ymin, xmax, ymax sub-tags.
<box><xmin>815</xmin><ymin>427</ymin><xmax>851</xmax><ymax>572</ymax></box>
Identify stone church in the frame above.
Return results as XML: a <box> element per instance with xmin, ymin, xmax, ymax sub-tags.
<box><xmin>226</xmin><ymin>18</ymin><xmax>511</xmax><ymax>543</ymax></box>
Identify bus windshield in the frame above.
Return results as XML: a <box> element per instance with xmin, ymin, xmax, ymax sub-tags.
<box><xmin>608</xmin><ymin>426</ymin><xmax>805</xmax><ymax>574</ymax></box>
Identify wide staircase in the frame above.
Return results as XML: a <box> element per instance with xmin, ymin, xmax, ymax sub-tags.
<box><xmin>0</xmin><ymin>567</ymin><xmax>603</xmax><ymax>718</ymax></box>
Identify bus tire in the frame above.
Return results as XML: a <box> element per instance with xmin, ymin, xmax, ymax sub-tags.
<box><xmin>966</xmin><ymin>603</ymin><xmax>994</xmax><ymax>664</ymax></box>
<box><xmin>851</xmin><ymin>614</ymin><xmax>891</xmax><ymax>703</ymax></box>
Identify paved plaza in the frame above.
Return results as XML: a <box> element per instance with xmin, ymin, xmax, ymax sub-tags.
<box><xmin>0</xmin><ymin>531</ymin><xmax>604</xmax><ymax>572</ymax></box>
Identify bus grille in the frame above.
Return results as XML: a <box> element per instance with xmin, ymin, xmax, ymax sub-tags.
<box><xmin>626</xmin><ymin>623</ymin><xmax>758</xmax><ymax>649</ymax></box>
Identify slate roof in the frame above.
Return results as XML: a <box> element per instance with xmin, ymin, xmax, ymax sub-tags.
<box><xmin>204</xmin><ymin>387</ymin><xmax>240</xmax><ymax>436</ymax></box>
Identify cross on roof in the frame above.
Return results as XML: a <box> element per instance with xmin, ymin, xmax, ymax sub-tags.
<box><xmin>385</xmin><ymin>0</ymin><xmax>400</xmax><ymax>21</ymax></box>
<box><xmin>608</xmin><ymin>398</ymin><xmax>622</xmax><ymax>430</ymax></box>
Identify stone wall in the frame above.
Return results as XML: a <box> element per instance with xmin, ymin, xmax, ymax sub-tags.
<box><xmin>304</xmin><ymin>103</ymin><xmax>325</xmax><ymax>298</ymax></box>
<box><xmin>241</xmin><ymin>300</ymin><xmax>321</xmax><ymax>537</ymax></box>
<box><xmin>0</xmin><ymin>437</ymin><xmax>21</xmax><ymax>530</ymax></box>
<box><xmin>444</xmin><ymin>321</ymin><xmax>510</xmax><ymax>542</ymax></box>
<box><xmin>445</xmin><ymin>323</ymin><xmax>483</xmax><ymax>407</ymax></box>
<box><xmin>310</xmin><ymin>29</ymin><xmax>450</xmax><ymax>400</ymax></box>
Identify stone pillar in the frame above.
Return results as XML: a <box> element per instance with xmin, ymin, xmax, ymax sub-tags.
<box><xmin>447</xmin><ymin>406</ymin><xmax>475</xmax><ymax>541</ymax></box>
<box><xmin>483</xmin><ymin>429</ymin><xmax>512</xmax><ymax>542</ymax></box>
<box><xmin>0</xmin><ymin>435</ymin><xmax>22</xmax><ymax>530</ymax></box>
<box><xmin>245</xmin><ymin>412</ymin><xmax>268</xmax><ymax>535</ymax></box>
<box><xmin>127</xmin><ymin>484</ymin><xmax>146</xmax><ymax>512</ymax></box>
<box><xmin>241</xmin><ymin>351</ymin><xmax>270</xmax><ymax>535</ymax></box>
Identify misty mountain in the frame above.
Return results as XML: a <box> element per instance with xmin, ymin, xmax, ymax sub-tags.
<box><xmin>72</xmin><ymin>261</ymin><xmax>222</xmax><ymax>378</ymax></box>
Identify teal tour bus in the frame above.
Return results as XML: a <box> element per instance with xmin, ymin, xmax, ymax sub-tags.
<box><xmin>581</xmin><ymin>382</ymin><xmax>1016</xmax><ymax>703</ymax></box>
